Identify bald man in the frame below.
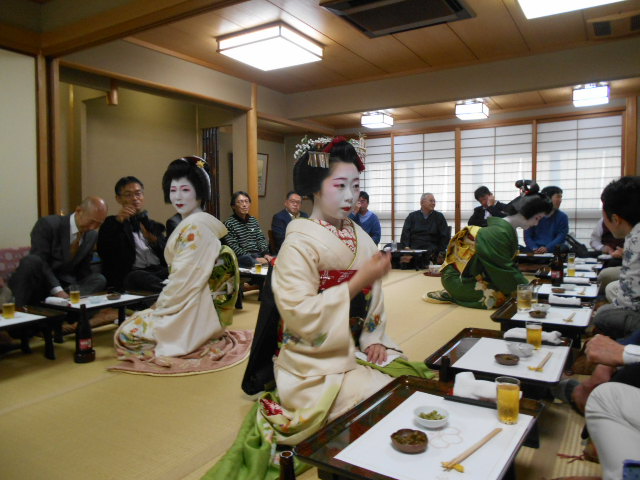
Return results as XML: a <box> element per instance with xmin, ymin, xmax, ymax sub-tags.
<box><xmin>9</xmin><ymin>197</ymin><xmax>108</xmax><ymax>306</ymax></box>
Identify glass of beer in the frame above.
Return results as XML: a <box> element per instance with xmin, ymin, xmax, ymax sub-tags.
<box><xmin>526</xmin><ymin>320</ymin><xmax>543</xmax><ymax>349</ymax></box>
<box><xmin>517</xmin><ymin>284</ymin><xmax>533</xmax><ymax>312</ymax></box>
<box><xmin>567</xmin><ymin>253</ymin><xmax>576</xmax><ymax>277</ymax></box>
<box><xmin>531</xmin><ymin>288</ymin><xmax>538</xmax><ymax>307</ymax></box>
<box><xmin>69</xmin><ymin>284</ymin><xmax>81</xmax><ymax>304</ymax></box>
<box><xmin>496</xmin><ymin>376</ymin><xmax>520</xmax><ymax>424</ymax></box>
<box><xmin>255</xmin><ymin>263</ymin><xmax>262</xmax><ymax>274</ymax></box>
<box><xmin>2</xmin><ymin>302</ymin><xmax>15</xmax><ymax>319</ymax></box>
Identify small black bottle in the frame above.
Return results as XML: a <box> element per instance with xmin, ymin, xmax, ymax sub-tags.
<box><xmin>439</xmin><ymin>355</ymin><xmax>452</xmax><ymax>383</ymax></box>
<box><xmin>279</xmin><ymin>450</ymin><xmax>296</xmax><ymax>480</ymax></box>
<box><xmin>74</xmin><ymin>305</ymin><xmax>95</xmax><ymax>363</ymax></box>
<box><xmin>550</xmin><ymin>249</ymin><xmax>564</xmax><ymax>287</ymax></box>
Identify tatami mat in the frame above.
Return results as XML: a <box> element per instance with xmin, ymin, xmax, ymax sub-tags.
<box><xmin>0</xmin><ymin>271</ymin><xmax>601</xmax><ymax>480</ymax></box>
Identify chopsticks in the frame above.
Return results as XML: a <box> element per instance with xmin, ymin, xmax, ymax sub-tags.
<box><xmin>563</xmin><ymin>312</ymin><xmax>576</xmax><ymax>323</ymax></box>
<box><xmin>528</xmin><ymin>351</ymin><xmax>552</xmax><ymax>372</ymax></box>
<box><xmin>441</xmin><ymin>427</ymin><xmax>502</xmax><ymax>471</ymax></box>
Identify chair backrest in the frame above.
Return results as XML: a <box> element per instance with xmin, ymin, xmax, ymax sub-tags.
<box><xmin>209</xmin><ymin>245</ymin><xmax>240</xmax><ymax>326</ymax></box>
<box><xmin>0</xmin><ymin>247</ymin><xmax>30</xmax><ymax>282</ymax></box>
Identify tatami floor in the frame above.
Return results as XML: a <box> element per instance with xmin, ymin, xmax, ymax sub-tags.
<box><xmin>0</xmin><ymin>270</ymin><xmax>601</xmax><ymax>479</ymax></box>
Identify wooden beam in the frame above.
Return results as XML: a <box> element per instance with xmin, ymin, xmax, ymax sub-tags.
<box><xmin>247</xmin><ymin>83</ymin><xmax>259</xmax><ymax>217</ymax></box>
<box><xmin>0</xmin><ymin>22</ymin><xmax>40</xmax><ymax>55</ymax></box>
<box><xmin>36</xmin><ymin>55</ymin><xmax>50</xmax><ymax>216</ymax></box>
<box><xmin>623</xmin><ymin>96</ymin><xmax>637</xmax><ymax>176</ymax></box>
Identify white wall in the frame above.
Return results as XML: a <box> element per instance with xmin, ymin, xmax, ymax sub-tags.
<box><xmin>0</xmin><ymin>49</ymin><xmax>38</xmax><ymax>247</ymax></box>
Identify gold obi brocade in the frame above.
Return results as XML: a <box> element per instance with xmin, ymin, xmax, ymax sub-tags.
<box><xmin>441</xmin><ymin>225</ymin><xmax>482</xmax><ymax>275</ymax></box>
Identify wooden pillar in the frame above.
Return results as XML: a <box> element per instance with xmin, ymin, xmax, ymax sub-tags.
<box><xmin>624</xmin><ymin>96</ymin><xmax>637</xmax><ymax>176</ymax></box>
<box><xmin>390</xmin><ymin>133</ymin><xmax>395</xmax><ymax>241</ymax></box>
<box><xmin>35</xmin><ymin>54</ymin><xmax>51</xmax><ymax>216</ymax></box>
<box><xmin>247</xmin><ymin>83</ymin><xmax>259</xmax><ymax>217</ymax></box>
<box><xmin>454</xmin><ymin>128</ymin><xmax>461</xmax><ymax>233</ymax></box>
<box><xmin>48</xmin><ymin>58</ymin><xmax>63</xmax><ymax>214</ymax></box>
<box><xmin>531</xmin><ymin>119</ymin><xmax>537</xmax><ymax>181</ymax></box>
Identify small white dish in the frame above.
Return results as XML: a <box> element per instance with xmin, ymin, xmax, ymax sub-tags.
<box><xmin>428</xmin><ymin>264</ymin><xmax>441</xmax><ymax>274</ymax></box>
<box><xmin>507</xmin><ymin>342</ymin><xmax>535</xmax><ymax>358</ymax></box>
<box><xmin>88</xmin><ymin>296</ymin><xmax>103</xmax><ymax>304</ymax></box>
<box><xmin>559</xmin><ymin>284</ymin><xmax>576</xmax><ymax>291</ymax></box>
<box><xmin>532</xmin><ymin>303</ymin><xmax>550</xmax><ymax>313</ymax></box>
<box><xmin>414</xmin><ymin>406</ymin><xmax>449</xmax><ymax>429</ymax></box>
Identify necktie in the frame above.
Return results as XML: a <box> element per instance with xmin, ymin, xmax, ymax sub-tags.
<box><xmin>70</xmin><ymin>231</ymin><xmax>84</xmax><ymax>258</ymax></box>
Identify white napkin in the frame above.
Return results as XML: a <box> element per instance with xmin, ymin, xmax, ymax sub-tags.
<box><xmin>503</xmin><ymin>328</ymin><xmax>563</xmax><ymax>345</ymax></box>
<box><xmin>562</xmin><ymin>277</ymin><xmax>590</xmax><ymax>285</ymax></box>
<box><xmin>574</xmin><ymin>264</ymin><xmax>594</xmax><ymax>271</ymax></box>
<box><xmin>44</xmin><ymin>296</ymin><xmax>69</xmax><ymax>306</ymax></box>
<box><xmin>354</xmin><ymin>350</ymin><xmax>402</xmax><ymax>367</ymax></box>
<box><xmin>453</xmin><ymin>371</ymin><xmax>497</xmax><ymax>401</ymax></box>
<box><xmin>548</xmin><ymin>294</ymin><xmax>581</xmax><ymax>306</ymax></box>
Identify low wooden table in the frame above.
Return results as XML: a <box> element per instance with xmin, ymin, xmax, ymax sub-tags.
<box><xmin>424</xmin><ymin>328</ymin><xmax>573</xmax><ymax>399</ymax></box>
<box><xmin>295</xmin><ymin>376</ymin><xmax>543</xmax><ymax>480</ymax></box>
<box><xmin>0</xmin><ymin>305</ymin><xmax>68</xmax><ymax>360</ymax></box>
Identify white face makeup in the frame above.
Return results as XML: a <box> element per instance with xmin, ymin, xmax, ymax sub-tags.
<box><xmin>314</xmin><ymin>162</ymin><xmax>360</xmax><ymax>226</ymax></box>
<box><xmin>169</xmin><ymin>177</ymin><xmax>201</xmax><ymax>218</ymax></box>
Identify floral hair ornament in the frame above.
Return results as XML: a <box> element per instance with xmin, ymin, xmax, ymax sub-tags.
<box><xmin>180</xmin><ymin>155</ymin><xmax>211</xmax><ymax>201</ymax></box>
<box><xmin>294</xmin><ymin>135</ymin><xmax>366</xmax><ymax>171</ymax></box>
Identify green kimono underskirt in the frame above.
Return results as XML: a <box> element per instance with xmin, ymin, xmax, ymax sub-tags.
<box><xmin>202</xmin><ymin>358</ymin><xmax>434</xmax><ymax>480</ymax></box>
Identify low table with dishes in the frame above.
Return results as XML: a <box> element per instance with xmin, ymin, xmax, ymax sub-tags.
<box><xmin>295</xmin><ymin>376</ymin><xmax>543</xmax><ymax>480</ymax></box>
<box><xmin>0</xmin><ymin>305</ymin><xmax>68</xmax><ymax>360</ymax></box>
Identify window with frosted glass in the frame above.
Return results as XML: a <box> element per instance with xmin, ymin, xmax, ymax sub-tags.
<box><xmin>361</xmin><ymin>137</ymin><xmax>392</xmax><ymax>245</ymax></box>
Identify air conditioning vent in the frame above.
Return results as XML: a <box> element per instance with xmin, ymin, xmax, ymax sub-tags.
<box><xmin>593</xmin><ymin>21</ymin><xmax>612</xmax><ymax>36</ymax></box>
<box><xmin>321</xmin><ymin>0</ymin><xmax>475</xmax><ymax>38</ymax></box>
<box><xmin>631</xmin><ymin>14</ymin><xmax>640</xmax><ymax>31</ymax></box>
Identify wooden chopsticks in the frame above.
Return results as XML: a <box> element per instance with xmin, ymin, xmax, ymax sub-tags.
<box><xmin>441</xmin><ymin>427</ymin><xmax>503</xmax><ymax>471</ymax></box>
<box><xmin>528</xmin><ymin>351</ymin><xmax>552</xmax><ymax>371</ymax></box>
<box><xmin>563</xmin><ymin>312</ymin><xmax>576</xmax><ymax>323</ymax></box>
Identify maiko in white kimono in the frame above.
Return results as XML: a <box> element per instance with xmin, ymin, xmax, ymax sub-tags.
<box><xmin>270</xmin><ymin>217</ymin><xmax>402</xmax><ymax>444</ymax></box>
<box><xmin>111</xmin><ymin>212</ymin><xmax>252</xmax><ymax>375</ymax></box>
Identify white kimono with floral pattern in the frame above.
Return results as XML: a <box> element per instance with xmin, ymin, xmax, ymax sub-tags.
<box><xmin>115</xmin><ymin>212</ymin><xmax>228</xmax><ymax>358</ymax></box>
<box><xmin>271</xmin><ymin>218</ymin><xmax>402</xmax><ymax>444</ymax></box>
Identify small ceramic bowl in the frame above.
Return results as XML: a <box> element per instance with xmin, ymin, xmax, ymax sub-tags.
<box><xmin>390</xmin><ymin>428</ymin><xmax>428</xmax><ymax>454</ymax></box>
<box><xmin>106</xmin><ymin>293</ymin><xmax>122</xmax><ymax>301</ymax></box>
<box><xmin>428</xmin><ymin>265</ymin><xmax>442</xmax><ymax>274</ymax></box>
<box><xmin>551</xmin><ymin>287</ymin><xmax>565</xmax><ymax>294</ymax></box>
<box><xmin>88</xmin><ymin>295</ymin><xmax>103</xmax><ymax>304</ymax></box>
<box><xmin>414</xmin><ymin>406</ymin><xmax>449</xmax><ymax>429</ymax></box>
<box><xmin>495</xmin><ymin>353</ymin><xmax>520</xmax><ymax>366</ymax></box>
<box><xmin>532</xmin><ymin>303</ymin><xmax>550</xmax><ymax>313</ymax></box>
<box><xmin>507</xmin><ymin>342</ymin><xmax>535</xmax><ymax>358</ymax></box>
<box><xmin>529</xmin><ymin>310</ymin><xmax>547</xmax><ymax>319</ymax></box>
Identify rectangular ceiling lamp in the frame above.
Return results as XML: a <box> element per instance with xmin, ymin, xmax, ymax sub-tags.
<box><xmin>573</xmin><ymin>83</ymin><xmax>610</xmax><ymax>107</ymax></box>
<box><xmin>455</xmin><ymin>101</ymin><xmax>489</xmax><ymax>120</ymax></box>
<box><xmin>361</xmin><ymin>112</ymin><xmax>393</xmax><ymax>129</ymax></box>
<box><xmin>517</xmin><ymin>0</ymin><xmax>625</xmax><ymax>19</ymax></box>
<box><xmin>217</xmin><ymin>23</ymin><xmax>323</xmax><ymax>71</ymax></box>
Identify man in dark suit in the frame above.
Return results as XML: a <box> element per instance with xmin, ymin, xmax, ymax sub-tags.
<box><xmin>467</xmin><ymin>186</ymin><xmax>508</xmax><ymax>227</ymax></box>
<box><xmin>270</xmin><ymin>191</ymin><xmax>308</xmax><ymax>254</ymax></box>
<box><xmin>97</xmin><ymin>176</ymin><xmax>167</xmax><ymax>292</ymax></box>
<box><xmin>9</xmin><ymin>196</ymin><xmax>108</xmax><ymax>306</ymax></box>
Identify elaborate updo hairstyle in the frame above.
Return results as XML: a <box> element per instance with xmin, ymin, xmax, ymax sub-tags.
<box><xmin>162</xmin><ymin>156</ymin><xmax>211</xmax><ymax>208</ymax></box>
<box><xmin>504</xmin><ymin>191</ymin><xmax>553</xmax><ymax>219</ymax></box>
<box><xmin>293</xmin><ymin>137</ymin><xmax>365</xmax><ymax>200</ymax></box>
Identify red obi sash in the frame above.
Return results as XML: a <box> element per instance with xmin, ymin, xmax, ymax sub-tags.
<box><xmin>319</xmin><ymin>270</ymin><xmax>371</xmax><ymax>295</ymax></box>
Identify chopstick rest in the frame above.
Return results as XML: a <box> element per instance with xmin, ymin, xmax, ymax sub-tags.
<box><xmin>441</xmin><ymin>427</ymin><xmax>503</xmax><ymax>472</ymax></box>
<box><xmin>563</xmin><ymin>312</ymin><xmax>576</xmax><ymax>323</ymax></box>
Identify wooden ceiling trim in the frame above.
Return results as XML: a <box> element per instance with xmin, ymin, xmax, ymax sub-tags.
<box><xmin>0</xmin><ymin>22</ymin><xmax>41</xmax><ymax>55</ymax></box>
<box><xmin>59</xmin><ymin>59</ymin><xmax>251</xmax><ymax>112</ymax></box>
<box><xmin>257</xmin><ymin>111</ymin><xmax>335</xmax><ymax>136</ymax></box>
<box><xmin>39</xmin><ymin>0</ymin><xmax>247</xmax><ymax>57</ymax></box>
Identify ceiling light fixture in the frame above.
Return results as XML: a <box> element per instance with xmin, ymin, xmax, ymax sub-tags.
<box><xmin>455</xmin><ymin>100</ymin><xmax>489</xmax><ymax>120</ymax></box>
<box><xmin>573</xmin><ymin>83</ymin><xmax>610</xmax><ymax>107</ymax></box>
<box><xmin>217</xmin><ymin>22</ymin><xmax>323</xmax><ymax>71</ymax></box>
<box><xmin>517</xmin><ymin>0</ymin><xmax>625</xmax><ymax>20</ymax></box>
<box><xmin>361</xmin><ymin>111</ymin><xmax>394</xmax><ymax>129</ymax></box>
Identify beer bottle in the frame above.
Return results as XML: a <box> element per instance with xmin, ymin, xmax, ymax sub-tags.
<box><xmin>279</xmin><ymin>450</ymin><xmax>296</xmax><ymax>480</ymax></box>
<box><xmin>74</xmin><ymin>304</ymin><xmax>96</xmax><ymax>363</ymax></box>
<box><xmin>550</xmin><ymin>249</ymin><xmax>564</xmax><ymax>287</ymax></box>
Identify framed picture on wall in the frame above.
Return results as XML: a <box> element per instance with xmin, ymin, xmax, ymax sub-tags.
<box><xmin>258</xmin><ymin>153</ymin><xmax>268</xmax><ymax>197</ymax></box>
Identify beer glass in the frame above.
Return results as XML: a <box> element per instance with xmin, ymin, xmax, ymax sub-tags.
<box><xmin>2</xmin><ymin>302</ymin><xmax>15</xmax><ymax>319</ymax></box>
<box><xmin>496</xmin><ymin>376</ymin><xmax>520</xmax><ymax>424</ymax></box>
<box><xmin>69</xmin><ymin>284</ymin><xmax>81</xmax><ymax>304</ymax></box>
<box><xmin>517</xmin><ymin>284</ymin><xmax>533</xmax><ymax>312</ymax></box>
<box><xmin>567</xmin><ymin>253</ymin><xmax>576</xmax><ymax>277</ymax></box>
<box><xmin>254</xmin><ymin>263</ymin><xmax>263</xmax><ymax>274</ymax></box>
<box><xmin>526</xmin><ymin>320</ymin><xmax>543</xmax><ymax>350</ymax></box>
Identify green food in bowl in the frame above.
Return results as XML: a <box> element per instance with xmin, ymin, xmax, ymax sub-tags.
<box><xmin>419</xmin><ymin>410</ymin><xmax>444</xmax><ymax>420</ymax></box>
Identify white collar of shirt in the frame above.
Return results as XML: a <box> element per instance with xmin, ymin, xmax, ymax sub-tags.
<box><xmin>70</xmin><ymin>212</ymin><xmax>79</xmax><ymax>243</ymax></box>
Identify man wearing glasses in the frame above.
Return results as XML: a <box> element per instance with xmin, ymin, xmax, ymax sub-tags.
<box><xmin>98</xmin><ymin>176</ymin><xmax>168</xmax><ymax>292</ymax></box>
<box><xmin>270</xmin><ymin>191</ymin><xmax>308</xmax><ymax>254</ymax></box>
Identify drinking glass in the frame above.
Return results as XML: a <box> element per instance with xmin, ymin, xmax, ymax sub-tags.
<box><xmin>526</xmin><ymin>320</ymin><xmax>543</xmax><ymax>350</ymax></box>
<box><xmin>517</xmin><ymin>284</ymin><xmax>533</xmax><ymax>312</ymax></box>
<box><xmin>69</xmin><ymin>284</ymin><xmax>81</xmax><ymax>304</ymax></box>
<box><xmin>567</xmin><ymin>253</ymin><xmax>576</xmax><ymax>277</ymax></box>
<box><xmin>496</xmin><ymin>376</ymin><xmax>520</xmax><ymax>424</ymax></box>
<box><xmin>254</xmin><ymin>263</ymin><xmax>263</xmax><ymax>274</ymax></box>
<box><xmin>2</xmin><ymin>302</ymin><xmax>15</xmax><ymax>319</ymax></box>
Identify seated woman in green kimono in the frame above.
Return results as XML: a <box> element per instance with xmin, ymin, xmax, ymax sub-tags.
<box><xmin>426</xmin><ymin>193</ymin><xmax>552</xmax><ymax>309</ymax></box>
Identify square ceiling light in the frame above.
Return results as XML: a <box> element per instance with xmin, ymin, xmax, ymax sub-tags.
<box><xmin>217</xmin><ymin>23</ymin><xmax>323</xmax><ymax>71</ymax></box>
<box><xmin>455</xmin><ymin>100</ymin><xmax>489</xmax><ymax>120</ymax></box>
<box><xmin>573</xmin><ymin>83</ymin><xmax>610</xmax><ymax>107</ymax></box>
<box><xmin>517</xmin><ymin>0</ymin><xmax>625</xmax><ymax>19</ymax></box>
<box><xmin>361</xmin><ymin>111</ymin><xmax>394</xmax><ymax>129</ymax></box>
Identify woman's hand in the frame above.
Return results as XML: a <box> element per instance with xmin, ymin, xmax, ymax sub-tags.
<box><xmin>348</xmin><ymin>251</ymin><xmax>391</xmax><ymax>298</ymax></box>
<box><xmin>365</xmin><ymin>343</ymin><xmax>388</xmax><ymax>365</ymax></box>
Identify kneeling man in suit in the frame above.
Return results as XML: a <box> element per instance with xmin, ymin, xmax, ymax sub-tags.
<box><xmin>10</xmin><ymin>196</ymin><xmax>108</xmax><ymax>306</ymax></box>
<box><xmin>270</xmin><ymin>191</ymin><xmax>308</xmax><ymax>254</ymax></box>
